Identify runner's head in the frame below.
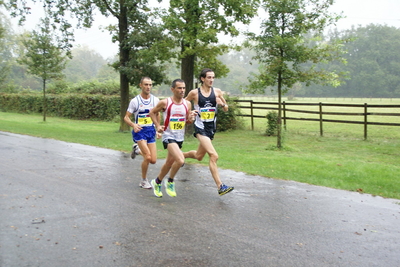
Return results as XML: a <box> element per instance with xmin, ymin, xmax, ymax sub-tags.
<box><xmin>199</xmin><ymin>68</ymin><xmax>214</xmax><ymax>87</ymax></box>
<box><xmin>139</xmin><ymin>77</ymin><xmax>153</xmax><ymax>95</ymax></box>
<box><xmin>171</xmin><ymin>79</ymin><xmax>185</xmax><ymax>88</ymax></box>
<box><xmin>171</xmin><ymin>79</ymin><xmax>186</xmax><ymax>99</ymax></box>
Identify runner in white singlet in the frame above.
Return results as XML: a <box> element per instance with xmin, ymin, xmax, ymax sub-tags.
<box><xmin>124</xmin><ymin>77</ymin><xmax>160</xmax><ymax>189</ymax></box>
<box><xmin>162</xmin><ymin>97</ymin><xmax>188</xmax><ymax>144</ymax></box>
<box><xmin>149</xmin><ymin>79</ymin><xmax>197</xmax><ymax>198</ymax></box>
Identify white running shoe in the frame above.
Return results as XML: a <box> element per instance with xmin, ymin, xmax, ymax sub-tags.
<box><xmin>139</xmin><ymin>179</ymin><xmax>152</xmax><ymax>189</ymax></box>
<box><xmin>131</xmin><ymin>144</ymin><xmax>140</xmax><ymax>159</ymax></box>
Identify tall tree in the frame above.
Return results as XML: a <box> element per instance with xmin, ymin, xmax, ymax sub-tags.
<box><xmin>339</xmin><ymin>24</ymin><xmax>400</xmax><ymax>98</ymax></box>
<box><xmin>245</xmin><ymin>0</ymin><xmax>347</xmax><ymax>148</ymax></box>
<box><xmin>8</xmin><ymin>0</ymin><xmax>169</xmax><ymax>131</ymax></box>
<box><xmin>0</xmin><ymin>11</ymin><xmax>12</xmax><ymax>86</ymax></box>
<box><xmin>18</xmin><ymin>17</ymin><xmax>67</xmax><ymax>121</ymax></box>
<box><xmin>160</xmin><ymin>0</ymin><xmax>259</xmax><ymax>95</ymax></box>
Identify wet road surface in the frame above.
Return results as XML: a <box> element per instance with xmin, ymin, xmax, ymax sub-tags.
<box><xmin>1</xmin><ymin>131</ymin><xmax>399</xmax><ymax>267</ymax></box>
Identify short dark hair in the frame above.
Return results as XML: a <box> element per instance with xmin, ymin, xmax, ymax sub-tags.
<box><xmin>171</xmin><ymin>79</ymin><xmax>185</xmax><ymax>88</ymax></box>
<box><xmin>140</xmin><ymin>76</ymin><xmax>152</xmax><ymax>84</ymax></box>
<box><xmin>199</xmin><ymin>68</ymin><xmax>214</xmax><ymax>84</ymax></box>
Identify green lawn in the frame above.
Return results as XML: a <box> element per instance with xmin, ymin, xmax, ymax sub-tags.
<box><xmin>1</xmin><ymin>111</ymin><xmax>399</xmax><ymax>200</ymax></box>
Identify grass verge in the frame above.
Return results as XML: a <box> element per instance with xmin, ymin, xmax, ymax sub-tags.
<box><xmin>1</xmin><ymin>111</ymin><xmax>399</xmax><ymax>200</ymax></box>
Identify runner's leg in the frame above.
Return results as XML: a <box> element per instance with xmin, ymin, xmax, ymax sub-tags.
<box><xmin>166</xmin><ymin>142</ymin><xmax>184</xmax><ymax>179</ymax></box>
<box><xmin>196</xmin><ymin>134</ymin><xmax>222</xmax><ymax>188</ymax></box>
<box><xmin>137</xmin><ymin>140</ymin><xmax>149</xmax><ymax>179</ymax></box>
<box><xmin>156</xmin><ymin>142</ymin><xmax>182</xmax><ymax>181</ymax></box>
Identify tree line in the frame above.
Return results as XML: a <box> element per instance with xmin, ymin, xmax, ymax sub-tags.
<box><xmin>1</xmin><ymin>1</ymin><xmax>399</xmax><ymax>136</ymax></box>
<box><xmin>2</xmin><ymin>18</ymin><xmax>398</xmax><ymax>100</ymax></box>
<box><xmin>294</xmin><ymin>24</ymin><xmax>400</xmax><ymax>98</ymax></box>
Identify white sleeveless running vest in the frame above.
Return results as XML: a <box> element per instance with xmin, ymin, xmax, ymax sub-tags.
<box><xmin>127</xmin><ymin>94</ymin><xmax>159</xmax><ymax>127</ymax></box>
<box><xmin>162</xmin><ymin>97</ymin><xmax>188</xmax><ymax>142</ymax></box>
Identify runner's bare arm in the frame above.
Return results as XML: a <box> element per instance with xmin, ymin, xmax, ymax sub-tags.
<box><xmin>149</xmin><ymin>99</ymin><xmax>167</xmax><ymax>132</ymax></box>
<box><xmin>124</xmin><ymin>111</ymin><xmax>142</xmax><ymax>132</ymax></box>
<box><xmin>185</xmin><ymin>89</ymin><xmax>198</xmax><ymax>105</ymax></box>
<box><xmin>186</xmin><ymin>101</ymin><xmax>197</xmax><ymax>124</ymax></box>
<box><xmin>214</xmin><ymin>88</ymin><xmax>228</xmax><ymax>112</ymax></box>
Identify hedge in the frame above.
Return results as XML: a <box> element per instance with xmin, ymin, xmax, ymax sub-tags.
<box><xmin>0</xmin><ymin>93</ymin><xmax>120</xmax><ymax>121</ymax></box>
<box><xmin>0</xmin><ymin>93</ymin><xmax>244</xmax><ymax>130</ymax></box>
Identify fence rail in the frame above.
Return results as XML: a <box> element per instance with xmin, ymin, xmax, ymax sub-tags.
<box><xmin>233</xmin><ymin>100</ymin><xmax>400</xmax><ymax>139</ymax></box>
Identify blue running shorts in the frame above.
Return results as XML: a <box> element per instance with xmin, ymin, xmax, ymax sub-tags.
<box><xmin>132</xmin><ymin>127</ymin><xmax>156</xmax><ymax>144</ymax></box>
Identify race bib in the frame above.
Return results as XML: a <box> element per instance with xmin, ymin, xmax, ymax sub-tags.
<box><xmin>200</xmin><ymin>107</ymin><xmax>216</xmax><ymax>122</ymax></box>
<box><xmin>169</xmin><ymin>117</ymin><xmax>185</xmax><ymax>130</ymax></box>
<box><xmin>138</xmin><ymin>115</ymin><xmax>153</xmax><ymax>126</ymax></box>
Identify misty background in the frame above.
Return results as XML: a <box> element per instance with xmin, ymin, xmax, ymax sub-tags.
<box><xmin>1</xmin><ymin>0</ymin><xmax>400</xmax><ymax>97</ymax></box>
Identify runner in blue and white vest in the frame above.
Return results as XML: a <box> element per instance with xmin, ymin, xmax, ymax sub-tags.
<box><xmin>124</xmin><ymin>77</ymin><xmax>160</xmax><ymax>189</ymax></box>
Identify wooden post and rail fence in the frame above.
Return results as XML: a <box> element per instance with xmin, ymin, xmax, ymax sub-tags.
<box><xmin>233</xmin><ymin>100</ymin><xmax>400</xmax><ymax>139</ymax></box>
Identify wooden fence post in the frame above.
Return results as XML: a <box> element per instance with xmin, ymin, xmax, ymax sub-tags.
<box><xmin>364</xmin><ymin>103</ymin><xmax>368</xmax><ymax>140</ymax></box>
<box><xmin>232</xmin><ymin>99</ymin><xmax>400</xmax><ymax>136</ymax></box>
<box><xmin>319</xmin><ymin>102</ymin><xmax>323</xmax><ymax>136</ymax></box>
<box><xmin>250</xmin><ymin>100</ymin><xmax>254</xmax><ymax>131</ymax></box>
<box><xmin>283</xmin><ymin>101</ymin><xmax>287</xmax><ymax>130</ymax></box>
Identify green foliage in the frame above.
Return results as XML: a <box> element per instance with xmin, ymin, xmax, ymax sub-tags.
<box><xmin>159</xmin><ymin>0</ymin><xmax>260</xmax><ymax>93</ymax></box>
<box><xmin>17</xmin><ymin>16</ymin><xmax>68</xmax><ymax>121</ymax></box>
<box><xmin>265</xmin><ymin>111</ymin><xmax>278</xmax><ymax>136</ymax></box>
<box><xmin>245</xmin><ymin>0</ymin><xmax>347</xmax><ymax>95</ymax></box>
<box><xmin>336</xmin><ymin>25</ymin><xmax>400</xmax><ymax>97</ymax></box>
<box><xmin>245</xmin><ymin>0</ymin><xmax>347</xmax><ymax>148</ymax></box>
<box><xmin>298</xmin><ymin>25</ymin><xmax>400</xmax><ymax>98</ymax></box>
<box><xmin>96</xmin><ymin>62</ymin><xmax>119</xmax><ymax>83</ymax></box>
<box><xmin>18</xmin><ymin>17</ymin><xmax>67</xmax><ymax>82</ymax></box>
<box><xmin>47</xmin><ymin>80</ymin><xmax>122</xmax><ymax>95</ymax></box>
<box><xmin>64</xmin><ymin>46</ymin><xmax>111</xmax><ymax>83</ymax></box>
<box><xmin>45</xmin><ymin>80</ymin><xmax>70</xmax><ymax>94</ymax></box>
<box><xmin>216</xmin><ymin>96</ymin><xmax>243</xmax><ymax>132</ymax></box>
<box><xmin>0</xmin><ymin>11</ymin><xmax>13</xmax><ymax>86</ymax></box>
<box><xmin>0</xmin><ymin>83</ymin><xmax>23</xmax><ymax>93</ymax></box>
<box><xmin>48</xmin><ymin>80</ymin><xmax>139</xmax><ymax>96</ymax></box>
<box><xmin>0</xmin><ymin>92</ymin><xmax>120</xmax><ymax>121</ymax></box>
<box><xmin>8</xmin><ymin>0</ymin><xmax>173</xmax><ymax>131</ymax></box>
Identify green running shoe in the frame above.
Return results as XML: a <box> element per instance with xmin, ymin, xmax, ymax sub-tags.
<box><xmin>218</xmin><ymin>184</ymin><xmax>234</xmax><ymax>196</ymax></box>
<box><xmin>165</xmin><ymin>180</ymin><xmax>176</xmax><ymax>197</ymax></box>
<box><xmin>151</xmin><ymin>179</ymin><xmax>162</xmax><ymax>198</ymax></box>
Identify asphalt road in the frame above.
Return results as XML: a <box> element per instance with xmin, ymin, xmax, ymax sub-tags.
<box><xmin>1</xmin><ymin>131</ymin><xmax>399</xmax><ymax>267</ymax></box>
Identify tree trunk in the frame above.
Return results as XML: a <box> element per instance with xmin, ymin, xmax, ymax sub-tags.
<box><xmin>181</xmin><ymin>0</ymin><xmax>199</xmax><ymax>96</ymax></box>
<box><xmin>277</xmin><ymin>72</ymin><xmax>282</xmax><ymax>148</ymax></box>
<box><xmin>43</xmin><ymin>78</ymin><xmax>47</xmax><ymax>122</ymax></box>
<box><xmin>181</xmin><ymin>47</ymin><xmax>195</xmax><ymax>96</ymax></box>
<box><xmin>118</xmin><ymin>2</ymin><xmax>130</xmax><ymax>132</ymax></box>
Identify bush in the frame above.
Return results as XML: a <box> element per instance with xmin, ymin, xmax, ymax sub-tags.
<box><xmin>47</xmin><ymin>80</ymin><xmax>122</xmax><ymax>95</ymax></box>
<box><xmin>46</xmin><ymin>80</ymin><xmax>142</xmax><ymax>97</ymax></box>
<box><xmin>216</xmin><ymin>95</ymin><xmax>243</xmax><ymax>132</ymax></box>
<box><xmin>266</xmin><ymin>111</ymin><xmax>278</xmax><ymax>136</ymax></box>
<box><xmin>0</xmin><ymin>83</ymin><xmax>24</xmax><ymax>93</ymax></box>
<box><xmin>46</xmin><ymin>80</ymin><xmax>71</xmax><ymax>94</ymax></box>
<box><xmin>0</xmin><ymin>93</ymin><xmax>120</xmax><ymax>121</ymax></box>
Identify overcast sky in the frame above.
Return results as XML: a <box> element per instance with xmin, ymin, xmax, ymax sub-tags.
<box><xmin>8</xmin><ymin>0</ymin><xmax>400</xmax><ymax>59</ymax></box>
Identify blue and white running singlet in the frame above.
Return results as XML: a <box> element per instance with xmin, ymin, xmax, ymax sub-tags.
<box><xmin>127</xmin><ymin>94</ymin><xmax>160</xmax><ymax>127</ymax></box>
